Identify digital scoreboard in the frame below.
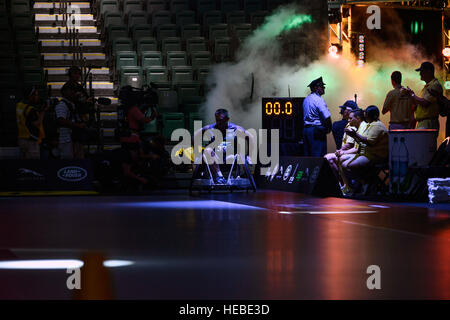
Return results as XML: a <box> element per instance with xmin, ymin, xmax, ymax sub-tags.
<box><xmin>261</xmin><ymin>97</ymin><xmax>304</xmax><ymax>144</ymax></box>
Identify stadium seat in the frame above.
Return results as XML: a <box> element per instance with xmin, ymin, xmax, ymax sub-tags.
<box><xmin>190</xmin><ymin>51</ymin><xmax>211</xmax><ymax>68</ymax></box>
<box><xmin>146</xmin><ymin>0</ymin><xmax>166</xmax><ymax>14</ymax></box>
<box><xmin>141</xmin><ymin>51</ymin><xmax>163</xmax><ymax>68</ymax></box>
<box><xmin>137</xmin><ymin>37</ymin><xmax>158</xmax><ymax>52</ymax></box>
<box><xmin>208</xmin><ymin>24</ymin><xmax>229</xmax><ymax>42</ymax></box>
<box><xmin>161</xmin><ymin>37</ymin><xmax>182</xmax><ymax>53</ymax></box>
<box><xmin>161</xmin><ymin>112</ymin><xmax>184</xmax><ymax>139</ymax></box>
<box><xmin>151</xmin><ymin>10</ymin><xmax>172</xmax><ymax>27</ymax></box>
<box><xmin>111</xmin><ymin>37</ymin><xmax>134</xmax><ymax>55</ymax></box>
<box><xmin>249</xmin><ymin>11</ymin><xmax>268</xmax><ymax>28</ymax></box>
<box><xmin>120</xmin><ymin>66</ymin><xmax>144</xmax><ymax>87</ymax></box>
<box><xmin>127</xmin><ymin>11</ymin><xmax>148</xmax><ymax>30</ymax></box>
<box><xmin>174</xmin><ymin>82</ymin><xmax>202</xmax><ymax>104</ymax></box>
<box><xmin>170</xmin><ymin>66</ymin><xmax>194</xmax><ymax>84</ymax></box>
<box><xmin>100</xmin><ymin>0</ymin><xmax>120</xmax><ymax>16</ymax></box>
<box><xmin>232</xmin><ymin>23</ymin><xmax>252</xmax><ymax>41</ymax></box>
<box><xmin>10</xmin><ymin>0</ymin><xmax>30</xmax><ymax>14</ymax></box>
<box><xmin>103</xmin><ymin>11</ymin><xmax>124</xmax><ymax>33</ymax></box>
<box><xmin>107</xmin><ymin>25</ymin><xmax>129</xmax><ymax>42</ymax></box>
<box><xmin>202</xmin><ymin>11</ymin><xmax>222</xmax><ymax>33</ymax></box>
<box><xmin>11</xmin><ymin>12</ymin><xmax>34</xmax><ymax>28</ymax></box>
<box><xmin>16</xmin><ymin>40</ymin><xmax>40</xmax><ymax>55</ymax></box>
<box><xmin>220</xmin><ymin>0</ymin><xmax>241</xmax><ymax>12</ymax></box>
<box><xmin>267</xmin><ymin>0</ymin><xmax>285</xmax><ymax>11</ymax></box>
<box><xmin>243</xmin><ymin>0</ymin><xmax>264</xmax><ymax>13</ymax></box>
<box><xmin>0</xmin><ymin>40</ymin><xmax>14</xmax><ymax>55</ymax></box>
<box><xmin>156</xmin><ymin>24</ymin><xmax>178</xmax><ymax>40</ymax></box>
<box><xmin>115</xmin><ymin>51</ymin><xmax>138</xmax><ymax>71</ymax></box>
<box><xmin>145</xmin><ymin>66</ymin><xmax>169</xmax><ymax>85</ymax></box>
<box><xmin>169</xmin><ymin>0</ymin><xmax>189</xmax><ymax>13</ymax></box>
<box><xmin>186</xmin><ymin>37</ymin><xmax>207</xmax><ymax>53</ymax></box>
<box><xmin>188</xmin><ymin>112</ymin><xmax>204</xmax><ymax>134</ymax></box>
<box><xmin>175</xmin><ymin>10</ymin><xmax>196</xmax><ymax>26</ymax></box>
<box><xmin>225</xmin><ymin>11</ymin><xmax>246</xmax><ymax>25</ymax></box>
<box><xmin>14</xmin><ymin>26</ymin><xmax>36</xmax><ymax>41</ymax></box>
<box><xmin>213</xmin><ymin>37</ymin><xmax>231</xmax><ymax>62</ymax></box>
<box><xmin>195</xmin><ymin>66</ymin><xmax>210</xmax><ymax>82</ymax></box>
<box><xmin>166</xmin><ymin>51</ymin><xmax>187</xmax><ymax>67</ymax></box>
<box><xmin>23</xmin><ymin>68</ymin><xmax>45</xmax><ymax>87</ymax></box>
<box><xmin>196</xmin><ymin>0</ymin><xmax>216</xmax><ymax>15</ymax></box>
<box><xmin>131</xmin><ymin>24</ymin><xmax>153</xmax><ymax>41</ymax></box>
<box><xmin>18</xmin><ymin>53</ymin><xmax>42</xmax><ymax>69</ymax></box>
<box><xmin>180</xmin><ymin>24</ymin><xmax>201</xmax><ymax>40</ymax></box>
<box><xmin>158</xmin><ymin>89</ymin><xmax>178</xmax><ymax>110</ymax></box>
<box><xmin>124</xmin><ymin>0</ymin><xmax>143</xmax><ymax>17</ymax></box>
<box><xmin>0</xmin><ymin>54</ymin><xmax>16</xmax><ymax>68</ymax></box>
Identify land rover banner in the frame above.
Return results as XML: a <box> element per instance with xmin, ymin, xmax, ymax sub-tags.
<box><xmin>0</xmin><ymin>159</ymin><xmax>93</xmax><ymax>191</ymax></box>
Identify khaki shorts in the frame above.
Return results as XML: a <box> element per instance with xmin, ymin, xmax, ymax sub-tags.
<box><xmin>416</xmin><ymin>118</ymin><xmax>439</xmax><ymax>130</ymax></box>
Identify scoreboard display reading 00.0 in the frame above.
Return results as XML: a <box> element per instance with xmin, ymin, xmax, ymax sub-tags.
<box><xmin>261</xmin><ymin>97</ymin><xmax>304</xmax><ymax>143</ymax></box>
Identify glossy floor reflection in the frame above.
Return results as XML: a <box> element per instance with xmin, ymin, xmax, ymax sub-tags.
<box><xmin>0</xmin><ymin>191</ymin><xmax>449</xmax><ymax>299</ymax></box>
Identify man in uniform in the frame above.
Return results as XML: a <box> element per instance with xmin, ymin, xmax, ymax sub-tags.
<box><xmin>302</xmin><ymin>77</ymin><xmax>332</xmax><ymax>156</ymax></box>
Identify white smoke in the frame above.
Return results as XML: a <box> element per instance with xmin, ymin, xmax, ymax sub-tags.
<box><xmin>200</xmin><ymin>5</ymin><xmax>445</xmax><ymax>149</ymax></box>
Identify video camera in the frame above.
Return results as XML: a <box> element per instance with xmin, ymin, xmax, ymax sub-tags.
<box><xmin>118</xmin><ymin>84</ymin><xmax>158</xmax><ymax>113</ymax></box>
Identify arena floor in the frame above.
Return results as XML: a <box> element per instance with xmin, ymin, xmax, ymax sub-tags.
<box><xmin>0</xmin><ymin>191</ymin><xmax>449</xmax><ymax>299</ymax></box>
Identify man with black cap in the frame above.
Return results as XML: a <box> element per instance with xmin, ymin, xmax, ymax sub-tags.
<box><xmin>332</xmin><ymin>100</ymin><xmax>358</xmax><ymax>150</ymax></box>
<box><xmin>405</xmin><ymin>62</ymin><xmax>443</xmax><ymax>130</ymax></box>
<box><xmin>303</xmin><ymin>77</ymin><xmax>332</xmax><ymax>156</ymax></box>
<box><xmin>382</xmin><ymin>71</ymin><xmax>414</xmax><ymax>130</ymax></box>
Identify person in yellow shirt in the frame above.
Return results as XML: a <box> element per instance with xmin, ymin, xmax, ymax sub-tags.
<box><xmin>405</xmin><ymin>61</ymin><xmax>443</xmax><ymax>130</ymax></box>
<box><xmin>341</xmin><ymin>106</ymin><xmax>388</xmax><ymax>193</ymax></box>
<box><xmin>325</xmin><ymin>109</ymin><xmax>365</xmax><ymax>185</ymax></box>
<box><xmin>382</xmin><ymin>71</ymin><xmax>414</xmax><ymax>130</ymax></box>
<box><xmin>16</xmin><ymin>86</ymin><xmax>47</xmax><ymax>159</ymax></box>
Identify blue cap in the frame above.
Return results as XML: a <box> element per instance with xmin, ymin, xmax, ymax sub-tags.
<box><xmin>339</xmin><ymin>100</ymin><xmax>358</xmax><ymax>111</ymax></box>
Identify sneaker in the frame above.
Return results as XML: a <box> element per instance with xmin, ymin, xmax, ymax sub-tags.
<box><xmin>215</xmin><ymin>176</ymin><xmax>227</xmax><ymax>185</ymax></box>
<box><xmin>341</xmin><ymin>185</ymin><xmax>354</xmax><ymax>197</ymax></box>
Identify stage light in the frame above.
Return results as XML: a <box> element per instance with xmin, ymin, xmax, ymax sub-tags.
<box><xmin>329</xmin><ymin>45</ymin><xmax>338</xmax><ymax>57</ymax></box>
<box><xmin>0</xmin><ymin>260</ymin><xmax>84</xmax><ymax>269</ymax></box>
<box><xmin>103</xmin><ymin>260</ymin><xmax>134</xmax><ymax>268</ymax></box>
<box><xmin>443</xmin><ymin>47</ymin><xmax>450</xmax><ymax>58</ymax></box>
<box><xmin>444</xmin><ymin>81</ymin><xmax>450</xmax><ymax>90</ymax></box>
<box><xmin>328</xmin><ymin>43</ymin><xmax>342</xmax><ymax>58</ymax></box>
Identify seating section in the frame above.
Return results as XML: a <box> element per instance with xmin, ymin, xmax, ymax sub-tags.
<box><xmin>0</xmin><ymin>0</ymin><xmax>279</xmax><ymax>143</ymax></box>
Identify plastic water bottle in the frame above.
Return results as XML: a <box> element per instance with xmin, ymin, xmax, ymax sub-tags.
<box><xmin>398</xmin><ymin>137</ymin><xmax>410</xmax><ymax>194</ymax></box>
<box><xmin>390</xmin><ymin>137</ymin><xmax>399</xmax><ymax>194</ymax></box>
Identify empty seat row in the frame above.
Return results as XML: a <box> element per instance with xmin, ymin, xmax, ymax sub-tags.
<box><xmin>106</xmin><ymin>23</ymin><xmax>252</xmax><ymax>44</ymax></box>
<box><xmin>98</xmin><ymin>0</ymin><xmax>270</xmax><ymax>16</ymax></box>
<box><xmin>115</xmin><ymin>50</ymin><xmax>212</xmax><ymax>70</ymax></box>
<box><xmin>111</xmin><ymin>36</ymin><xmax>210</xmax><ymax>54</ymax></box>
<box><xmin>120</xmin><ymin>65</ymin><xmax>210</xmax><ymax>85</ymax></box>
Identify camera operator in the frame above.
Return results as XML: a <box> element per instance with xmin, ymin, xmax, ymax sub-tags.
<box><xmin>119</xmin><ymin>85</ymin><xmax>158</xmax><ymax>144</ymax></box>
<box><xmin>56</xmin><ymin>83</ymin><xmax>86</xmax><ymax>159</ymax></box>
<box><xmin>65</xmin><ymin>66</ymin><xmax>96</xmax><ymax>124</ymax></box>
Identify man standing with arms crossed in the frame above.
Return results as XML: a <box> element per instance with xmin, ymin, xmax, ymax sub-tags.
<box><xmin>302</xmin><ymin>77</ymin><xmax>332</xmax><ymax>156</ymax></box>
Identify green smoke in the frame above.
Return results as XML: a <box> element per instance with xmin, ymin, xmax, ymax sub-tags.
<box><xmin>282</xmin><ymin>14</ymin><xmax>313</xmax><ymax>32</ymax></box>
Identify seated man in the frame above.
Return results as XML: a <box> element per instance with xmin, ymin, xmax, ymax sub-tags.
<box><xmin>193</xmin><ymin>108</ymin><xmax>254</xmax><ymax>184</ymax></box>
<box><xmin>325</xmin><ymin>109</ymin><xmax>366</xmax><ymax>186</ymax></box>
<box><xmin>332</xmin><ymin>100</ymin><xmax>358</xmax><ymax>150</ymax></box>
<box><xmin>341</xmin><ymin>105</ymin><xmax>389</xmax><ymax>193</ymax></box>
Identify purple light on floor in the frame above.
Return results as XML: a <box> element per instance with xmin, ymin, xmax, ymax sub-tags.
<box><xmin>118</xmin><ymin>200</ymin><xmax>266</xmax><ymax>211</ymax></box>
